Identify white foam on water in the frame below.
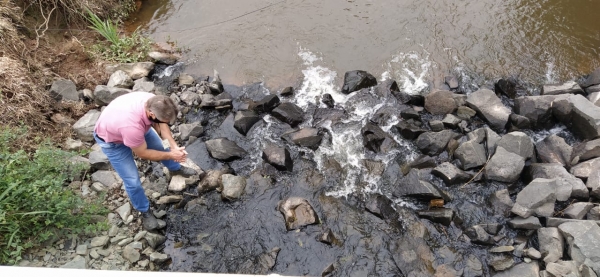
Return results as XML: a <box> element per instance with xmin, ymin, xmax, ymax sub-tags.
<box><xmin>531</xmin><ymin>125</ymin><xmax>568</xmax><ymax>143</ymax></box>
<box><xmin>159</xmin><ymin>62</ymin><xmax>185</xmax><ymax>78</ymax></box>
<box><xmin>545</xmin><ymin>61</ymin><xmax>557</xmax><ymax>84</ymax></box>
<box><xmin>294</xmin><ymin>48</ymin><xmax>345</xmax><ymax>110</ymax></box>
<box><xmin>385</xmin><ymin>51</ymin><xmax>431</xmax><ymax>95</ymax></box>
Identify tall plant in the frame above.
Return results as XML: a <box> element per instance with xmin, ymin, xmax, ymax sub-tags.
<box><xmin>86</xmin><ymin>9</ymin><xmax>119</xmax><ymax>45</ymax></box>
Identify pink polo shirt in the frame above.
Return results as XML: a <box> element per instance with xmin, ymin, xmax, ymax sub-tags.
<box><xmin>94</xmin><ymin>92</ymin><xmax>154</xmax><ymax>148</ymax></box>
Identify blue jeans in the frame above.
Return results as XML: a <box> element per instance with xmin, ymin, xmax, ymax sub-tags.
<box><xmin>93</xmin><ymin>129</ymin><xmax>181</xmax><ymax>212</ymax></box>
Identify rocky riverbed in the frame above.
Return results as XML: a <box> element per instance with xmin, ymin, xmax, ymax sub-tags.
<box><xmin>24</xmin><ymin>49</ymin><xmax>600</xmax><ymax>276</ymax></box>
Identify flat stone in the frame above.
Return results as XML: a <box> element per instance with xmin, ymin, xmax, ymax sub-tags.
<box><xmin>75</xmin><ymin>244</ymin><xmax>88</xmax><ymax>255</ymax></box>
<box><xmin>134</xmin><ymin>231</ymin><xmax>147</xmax><ymax>241</ymax></box>
<box><xmin>90</xmin><ymin>236</ymin><xmax>110</xmax><ymax>248</ymax></box>
<box><xmin>153</xmin><ymin>210</ymin><xmax>167</xmax><ymax>219</ymax></box>
<box><xmin>117</xmin><ymin>238</ymin><xmax>134</xmax><ymax>247</ymax></box>
<box><xmin>115</xmin><ymin>202</ymin><xmax>131</xmax><ymax>221</ymax></box>
<box><xmin>60</xmin><ymin>255</ymin><xmax>87</xmax><ymax>269</ymax></box>
<box><xmin>149</xmin><ymin>252</ymin><xmax>170</xmax><ymax>263</ymax></box>
<box><xmin>156</xmin><ymin>195</ymin><xmax>183</xmax><ymax>205</ymax></box>
<box><xmin>490</xmin><ymin>246</ymin><xmax>515</xmax><ymax>253</ymax></box>
<box><xmin>89</xmin><ymin>249</ymin><xmax>100</xmax><ymax>259</ymax></box>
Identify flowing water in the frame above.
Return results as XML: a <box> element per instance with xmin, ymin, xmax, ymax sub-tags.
<box><xmin>127</xmin><ymin>0</ymin><xmax>597</xmax><ymax>275</ymax></box>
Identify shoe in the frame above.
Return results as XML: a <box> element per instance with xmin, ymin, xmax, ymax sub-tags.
<box><xmin>141</xmin><ymin>211</ymin><xmax>159</xmax><ymax>231</ymax></box>
<box><xmin>170</xmin><ymin>165</ymin><xmax>197</xmax><ymax>177</ymax></box>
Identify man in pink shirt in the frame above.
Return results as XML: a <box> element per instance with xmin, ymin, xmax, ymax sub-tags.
<box><xmin>93</xmin><ymin>92</ymin><xmax>196</xmax><ymax>231</ymax></box>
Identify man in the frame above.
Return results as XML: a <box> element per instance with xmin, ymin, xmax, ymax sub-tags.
<box><xmin>93</xmin><ymin>91</ymin><xmax>197</xmax><ymax>230</ymax></box>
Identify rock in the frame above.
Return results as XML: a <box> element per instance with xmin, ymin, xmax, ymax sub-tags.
<box><xmin>535</xmin><ymin>134</ymin><xmax>572</xmax><ymax>167</ymax></box>
<box><xmin>122</xmin><ymin>245</ymin><xmax>140</xmax><ymax>263</ymax></box>
<box><xmin>445</xmin><ymin>76</ymin><xmax>459</xmax><ymax>89</ymax></box>
<box><xmin>280</xmin><ymin>87</ymin><xmax>294</xmax><ymax>97</ymax></box>
<box><xmin>178</xmin><ymin>74</ymin><xmax>195</xmax><ymax>86</ymax></box>
<box><xmin>429</xmin><ymin>120</ymin><xmax>444</xmax><ymax>132</ymax></box>
<box><xmin>527</xmin><ymin>163</ymin><xmax>589</xmax><ymax>200</ymax></box>
<box><xmin>432</xmin><ymin>162</ymin><xmax>471</xmax><ymax>186</ymax></box>
<box><xmin>581</xmin><ymin>67</ymin><xmax>600</xmax><ymax>88</ymax></box>
<box><xmin>271</xmin><ymin>102</ymin><xmax>304</xmax><ymax>127</ymax></box>
<box><xmin>93</xmin><ymin>85</ymin><xmax>131</xmax><ymax>106</ymax></box>
<box><xmin>464</xmin><ymin>255</ymin><xmax>484</xmax><ymax>277</ymax></box>
<box><xmin>116</xmin><ymin>202</ymin><xmax>131</xmax><ymax>221</ymax></box>
<box><xmin>107</xmin><ymin>70</ymin><xmax>134</xmax><ymax>88</ymax></box>
<box><xmin>106</xmin><ymin>62</ymin><xmax>154</xmax><ymax>80</ymax></box>
<box><xmin>511</xmin><ymin>178</ymin><xmax>557</xmax><ymax>218</ymax></box>
<box><xmin>408</xmin><ymin>155</ymin><xmax>436</xmax><ymax>170</ymax></box>
<box><xmin>457</xmin><ymin>106</ymin><xmax>477</xmax><ymax>120</ymax></box>
<box><xmin>322</xmin><ymin>263</ymin><xmax>335</xmax><ymax>277</ymax></box>
<box><xmin>321</xmin><ymin>93</ymin><xmax>335</xmax><ymax>108</ymax></box>
<box><xmin>249</xmin><ymin>94</ymin><xmax>280</xmax><ymax>113</ymax></box>
<box><xmin>538</xmin><ymin>227</ymin><xmax>564</xmax><ymax>264</ymax></box>
<box><xmin>442</xmin><ymin>114</ymin><xmax>461</xmax><ymax>128</ymax></box>
<box><xmin>73</xmin><ymin>109</ymin><xmax>101</xmax><ymax>142</ymax></box>
<box><xmin>490</xmin><ymin>246</ymin><xmax>515</xmax><ymax>253</ymax></box>
<box><xmin>542</xmin><ymin>81</ymin><xmax>583</xmax><ymax>95</ymax></box>
<box><xmin>416</xmin><ymin>130</ymin><xmax>461</xmax><ymax>156</ymax></box>
<box><xmin>221</xmin><ymin>174</ymin><xmax>246</xmax><ymax>200</ymax></box>
<box><xmin>508</xmin><ymin>216</ymin><xmax>542</xmax><ymax>230</ymax></box>
<box><xmin>497</xmin><ymin>131</ymin><xmax>535</xmax><ymax>161</ymax></box>
<box><xmin>589</xmin><ymin>207</ymin><xmax>600</xmax><ymax>220</ymax></box>
<box><xmin>262</xmin><ymin>144</ymin><xmax>293</xmax><ymax>171</ymax></box>
<box><xmin>148</xmin><ymin>51</ymin><xmax>180</xmax><ymax>65</ymax></box>
<box><xmin>205</xmin><ymin>138</ymin><xmax>247</xmax><ymax>161</ymax></box>
<box><xmin>393</xmin><ymin>169</ymin><xmax>445</xmax><ymax>200</ymax></box>
<box><xmin>91</xmin><ymin>170</ymin><xmax>120</xmax><ymax>187</ymax></box>
<box><xmin>180</xmin><ymin>90</ymin><xmax>200</xmax><ymax>106</ymax></box>
<box><xmin>400</xmin><ymin>108</ymin><xmax>420</xmax><ymax>120</ymax></box>
<box><xmin>454</xmin><ymin>140</ymin><xmax>487</xmax><ymax>170</ymax></box>
<box><xmin>490</xmin><ymin>255</ymin><xmax>515</xmax><ymax>271</ymax></box>
<box><xmin>60</xmin><ymin>255</ymin><xmax>87</xmax><ymax>269</ymax></box>
<box><xmin>64</xmin><ymin>138</ymin><xmax>84</xmax><ymax>150</ymax></box>
<box><xmin>425</xmin><ymin>90</ymin><xmax>458</xmax><ymax>115</ymax></box>
<box><xmin>365</xmin><ymin>194</ymin><xmax>398</xmax><ymax>220</ymax></box>
<box><xmin>179</xmin><ymin>123</ymin><xmax>203</xmax><ymax>141</ymax></box>
<box><xmin>149</xmin><ymin>252</ymin><xmax>170</xmax><ymax>263</ymax></box>
<box><xmin>525</xmin><ymin>248</ymin><xmax>541</xmax><ymax>260</ymax></box>
<box><xmin>558</xmin><ymin>221</ymin><xmax>600</xmax><ymax>273</ymax></box>
<box><xmin>546</xmin><ymin>217</ymin><xmax>600</xmax><ymax>227</ymax></box>
<box><xmin>156</xmin><ymin>195</ymin><xmax>183</xmax><ymax>205</ymax></box>
<box><xmin>568</xmin><ymin>94</ymin><xmax>600</xmax><ymax>139</ymax></box>
<box><xmin>570</xmin><ymin>157</ymin><xmax>600</xmax><ymax>179</ymax></box>
<box><xmin>234</xmin><ymin>110</ymin><xmax>261</xmax><ymax>136</ymax></box>
<box><xmin>466</xmin><ymin>88</ymin><xmax>511</xmax><ymax>131</ymax></box>
<box><xmin>489</xmin><ymin>189</ymin><xmax>514</xmax><ymax>215</ymax></box>
<box><xmin>571</xmin><ymin>139</ymin><xmax>600</xmax><ymax>164</ymax></box>
<box><xmin>50</xmin><ymin>79</ymin><xmax>79</xmax><ymax>101</ymax></box>
<box><xmin>417</xmin><ymin>208</ymin><xmax>454</xmax><ymax>226</ymax></box>
<box><xmin>341</xmin><ymin>70</ymin><xmax>377</xmax><ymax>94</ymax></box>
<box><xmin>495</xmin><ymin>78</ymin><xmax>517</xmax><ymax>98</ymax></box>
<box><xmin>465</xmin><ymin>225</ymin><xmax>495</xmax><ymax>245</ymax></box>
<box><xmin>546</xmin><ymin>261</ymin><xmax>579</xmax><ymax>277</ymax></box>
<box><xmin>144</xmin><ymin>232</ymin><xmax>166</xmax><ymax>249</ymax></box>
<box><xmin>586</xmin><ymin>162</ymin><xmax>600</xmax><ymax>198</ymax></box>
<box><xmin>75</xmin><ymin>244</ymin><xmax>88</xmax><ymax>255</ymax></box>
<box><xmin>395</xmin><ymin>120</ymin><xmax>427</xmax><ymax>140</ymax></box>
<box><xmin>277</xmin><ymin>197</ymin><xmax>319</xmax><ymax>230</ymax></box>
<box><xmin>132</xmin><ymin>78</ymin><xmax>156</xmax><ymax>92</ymax></box>
<box><xmin>563</xmin><ymin>202</ymin><xmax>594</xmax><ymax>219</ymax></box>
<box><xmin>318</xmin><ymin>229</ymin><xmax>336</xmax><ymax>245</ymax></box>
<box><xmin>515</xmin><ymin>95</ymin><xmax>567</xmax><ymax>129</ymax></box>
<box><xmin>485</xmin><ymin>147</ymin><xmax>525</xmax><ymax>183</ymax></box>
<box><xmin>362</xmin><ymin>122</ymin><xmax>398</xmax><ymax>154</ymax></box>
<box><xmin>89</xmin><ymin>149</ymin><xmax>110</xmax><ymax>170</ymax></box>
<box><xmin>90</xmin><ymin>236</ymin><xmax>110</xmax><ymax>248</ymax></box>
<box><xmin>169</xmin><ymin>175</ymin><xmax>196</xmax><ymax>192</ymax></box>
<box><xmin>492</xmin><ymin>262</ymin><xmax>540</xmax><ymax>277</ymax></box>
<box><xmin>284</xmin><ymin>128</ymin><xmax>323</xmax><ymax>150</ymax></box>
<box><xmin>197</xmin><ymin>168</ymin><xmax>231</xmax><ymax>193</ymax></box>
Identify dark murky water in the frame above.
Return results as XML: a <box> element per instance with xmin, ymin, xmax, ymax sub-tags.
<box><xmin>130</xmin><ymin>1</ymin><xmax>596</xmax><ymax>275</ymax></box>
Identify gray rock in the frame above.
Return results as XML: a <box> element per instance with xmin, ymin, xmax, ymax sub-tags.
<box><xmin>569</xmin><ymin>94</ymin><xmax>600</xmax><ymax>139</ymax></box>
<box><xmin>535</xmin><ymin>134</ymin><xmax>572</xmax><ymax>167</ymax></box>
<box><xmin>546</xmin><ymin>260</ymin><xmax>579</xmax><ymax>277</ymax></box>
<box><xmin>178</xmin><ymin>74</ymin><xmax>195</xmax><ymax>86</ymax></box>
<box><xmin>465</xmin><ymin>225</ymin><xmax>495</xmax><ymax>245</ymax></box>
<box><xmin>546</xmin><ymin>217</ymin><xmax>600</xmax><ymax>227</ymax></box>
<box><xmin>417</xmin><ymin>208</ymin><xmax>454</xmax><ymax>226</ymax></box>
<box><xmin>277</xmin><ymin>197</ymin><xmax>319</xmax><ymax>230</ymax></box>
<box><xmin>558</xmin><ymin>221</ymin><xmax>600</xmax><ymax>273</ymax></box>
<box><xmin>454</xmin><ymin>140</ymin><xmax>487</xmax><ymax>170</ymax></box>
<box><xmin>90</xmin><ymin>236</ymin><xmax>110</xmax><ymax>248</ymax></box>
<box><xmin>221</xmin><ymin>174</ymin><xmax>246</xmax><ymax>201</ymax></box>
<box><xmin>538</xmin><ymin>227</ymin><xmax>564</xmax><ymax>264</ymax></box>
<box><xmin>180</xmin><ymin>90</ymin><xmax>200</xmax><ymax>106</ymax></box>
<box><xmin>570</xmin><ymin>157</ymin><xmax>600</xmax><ymax>179</ymax></box>
<box><xmin>271</xmin><ymin>102</ymin><xmax>304</xmax><ymax>127</ymax></box>
<box><xmin>581</xmin><ymin>67</ymin><xmax>600</xmax><ymax>88</ymax></box>
<box><xmin>492</xmin><ymin>262</ymin><xmax>539</xmax><ymax>277</ymax></box>
<box><xmin>445</xmin><ymin>76</ymin><xmax>459</xmax><ymax>90</ymax></box>
<box><xmin>248</xmin><ymin>94</ymin><xmax>281</xmax><ymax>113</ymax></box>
<box><xmin>149</xmin><ymin>252</ymin><xmax>170</xmax><ymax>263</ymax></box>
<box><xmin>108</xmin><ymin>225</ymin><xmax>119</xmax><ymax>237</ymax></box>
<box><xmin>205</xmin><ymin>138</ymin><xmax>247</xmax><ymax>161</ymax></box>
<box><xmin>122</xmin><ymin>245</ymin><xmax>140</xmax><ymax>263</ymax></box>
<box><xmin>60</xmin><ymin>255</ymin><xmax>87</xmax><ymax>269</ymax></box>
<box><xmin>132</xmin><ymin>78</ymin><xmax>156</xmax><ymax>92</ymax></box>
<box><xmin>341</xmin><ymin>70</ymin><xmax>377</xmax><ymax>94</ymax></box>
<box><xmin>485</xmin><ymin>147</ymin><xmax>525</xmax><ymax>183</ymax></box>
<box><xmin>197</xmin><ymin>168</ymin><xmax>231</xmax><ymax>193</ymax></box>
<box><xmin>156</xmin><ymin>195</ymin><xmax>183</xmax><ymax>205</ymax></box>
<box><xmin>542</xmin><ymin>81</ymin><xmax>583</xmax><ymax>95</ymax></box>
<box><xmin>107</xmin><ymin>70</ymin><xmax>134</xmax><ymax>88</ymax></box>
<box><xmin>64</xmin><ymin>138</ymin><xmax>84</xmax><ymax>150</ymax></box>
<box><xmin>168</xmin><ymin>175</ymin><xmax>195</xmax><ymax>192</ymax></box>
<box><xmin>93</xmin><ymin>85</ymin><xmax>131</xmax><ymax>106</ymax></box>
<box><xmin>432</xmin><ymin>162</ymin><xmax>471</xmax><ymax>185</ymax></box>
<box><xmin>525</xmin><ymin>248</ymin><xmax>541</xmax><ymax>260</ymax></box>
<box><xmin>144</xmin><ymin>232</ymin><xmax>166</xmax><ymax>249</ymax></box>
<box><xmin>508</xmin><ymin>216</ymin><xmax>542</xmax><ymax>230</ymax></box>
<box><xmin>129</xmin><ymin>241</ymin><xmax>143</xmax><ymax>250</ymax></box>
<box><xmin>515</xmin><ymin>95</ymin><xmax>568</xmax><ymax>129</ymax></box>
<box><xmin>489</xmin><ymin>189</ymin><xmax>514</xmax><ymax>215</ymax></box>
<box><xmin>362</xmin><ymin>122</ymin><xmax>399</xmax><ymax>154</ymax></box>
<box><xmin>73</xmin><ymin>109</ymin><xmax>101</xmax><ymax>142</ymax></box>
<box><xmin>148</xmin><ymin>51</ymin><xmax>180</xmax><ymax>65</ymax></box>
<box><xmin>91</xmin><ymin>170</ymin><xmax>120</xmax><ymax>188</ymax></box>
<box><xmin>429</xmin><ymin>120</ymin><xmax>444</xmax><ymax>132</ymax></box>
<box><xmin>509</xmin><ymin>113</ymin><xmax>532</xmax><ymax>129</ymax></box>
<box><xmin>582</xmin><ymin>264</ymin><xmax>599</xmax><ymax>277</ymax></box>
<box><xmin>118</xmin><ymin>238</ymin><xmax>134</xmax><ymax>247</ymax></box>
<box><xmin>75</xmin><ymin>244</ymin><xmax>88</xmax><ymax>255</ymax></box>
<box><xmin>91</xmin><ymin>182</ymin><xmax>106</xmax><ymax>192</ymax></box>
<box><xmin>50</xmin><ymin>79</ymin><xmax>79</xmax><ymax>102</ymax></box>
<box><xmin>466</xmin><ymin>88</ymin><xmax>511</xmax><ymax>131</ymax></box>
<box><xmin>457</xmin><ymin>106</ymin><xmax>477</xmax><ymax>120</ymax></box>
<box><xmin>511</xmin><ymin>178</ymin><xmax>557</xmax><ymax>218</ymax></box>
<box><xmin>424</xmin><ymin>90</ymin><xmax>458</xmax><ymax>115</ymax></box>
<box><xmin>393</xmin><ymin>169</ymin><xmax>445</xmax><ymax>200</ymax></box>
<box><xmin>110</xmin><ymin>235</ymin><xmax>127</xmax><ymax>244</ymax></box>
<box><xmin>572</xmin><ymin>139</ymin><xmax>600</xmax><ymax>164</ymax></box>
<box><xmin>588</xmin><ymin>207</ymin><xmax>600</xmax><ymax>220</ymax></box>
<box><xmin>262</xmin><ymin>144</ymin><xmax>293</xmax><ymax>171</ymax></box>
<box><xmin>497</xmin><ymin>131</ymin><xmax>535</xmax><ymax>161</ymax></box>
<box><xmin>396</xmin><ymin>120</ymin><xmax>427</xmax><ymax>140</ymax></box>
<box><xmin>89</xmin><ymin>248</ymin><xmax>100</xmax><ymax>259</ymax></box>
<box><xmin>89</xmin><ymin>149</ymin><xmax>109</xmax><ymax>170</ymax></box>
<box><xmin>234</xmin><ymin>110</ymin><xmax>261</xmax><ymax>136</ymax></box>
<box><xmin>415</xmin><ymin>130</ymin><xmax>461</xmax><ymax>156</ymax></box>
<box><xmin>490</xmin><ymin>246</ymin><xmax>515</xmax><ymax>253</ymax></box>
<box><xmin>178</xmin><ymin>123</ymin><xmax>204</xmax><ymax>141</ymax></box>
<box><xmin>527</xmin><ymin>163</ymin><xmax>589</xmax><ymax>200</ymax></box>
<box><xmin>106</xmin><ymin>62</ymin><xmax>154</xmax><ymax>80</ymax></box>
<box><xmin>442</xmin><ymin>114</ymin><xmax>461</xmax><ymax>128</ymax></box>
<box><xmin>490</xmin><ymin>256</ymin><xmax>515</xmax><ymax>271</ymax></box>
<box><xmin>285</xmin><ymin>128</ymin><xmax>323</xmax><ymax>150</ymax></box>
<box><xmin>463</xmin><ymin>254</ymin><xmax>483</xmax><ymax>277</ymax></box>
<box><xmin>564</xmin><ymin>202</ymin><xmax>594</xmax><ymax>219</ymax></box>
<box><xmin>586</xmin><ymin>162</ymin><xmax>600</xmax><ymax>198</ymax></box>
<box><xmin>134</xmin><ymin>231</ymin><xmax>147</xmax><ymax>241</ymax></box>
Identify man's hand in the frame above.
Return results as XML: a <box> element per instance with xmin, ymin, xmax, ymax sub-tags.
<box><xmin>170</xmin><ymin>146</ymin><xmax>187</xmax><ymax>163</ymax></box>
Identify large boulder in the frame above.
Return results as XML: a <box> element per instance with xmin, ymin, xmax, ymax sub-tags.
<box><xmin>495</xmin><ymin>78</ymin><xmax>517</xmax><ymax>99</ymax></box>
<box><xmin>514</xmin><ymin>95</ymin><xmax>565</xmax><ymax>129</ymax></box>
<box><xmin>535</xmin><ymin>134</ymin><xmax>572</xmax><ymax>167</ymax></box>
<box><xmin>362</xmin><ymin>122</ymin><xmax>398</xmax><ymax>154</ymax></box>
<box><xmin>466</xmin><ymin>89</ymin><xmax>511</xmax><ymax>131</ymax></box>
<box><xmin>395</xmin><ymin>120</ymin><xmax>427</xmax><ymax>140</ymax></box>
<box><xmin>94</xmin><ymin>85</ymin><xmax>131</xmax><ymax>106</ymax></box>
<box><xmin>234</xmin><ymin>110</ymin><xmax>261</xmax><ymax>136</ymax></box>
<box><xmin>341</xmin><ymin>70</ymin><xmax>377</xmax><ymax>94</ymax></box>
<box><xmin>50</xmin><ymin>79</ymin><xmax>79</xmax><ymax>101</ymax></box>
<box><xmin>571</xmin><ymin>138</ymin><xmax>600</xmax><ymax>164</ymax></box>
<box><xmin>393</xmin><ymin>169</ymin><xmax>445</xmax><ymax>200</ymax></box>
<box><xmin>204</xmin><ymin>138</ymin><xmax>247</xmax><ymax>161</ymax></box>
<box><xmin>485</xmin><ymin>147</ymin><xmax>525</xmax><ymax>183</ymax></box>
<box><xmin>581</xmin><ymin>67</ymin><xmax>600</xmax><ymax>88</ymax></box>
<box><xmin>73</xmin><ymin>109</ymin><xmax>101</xmax><ymax>142</ymax></box>
<box><xmin>221</xmin><ymin>174</ymin><xmax>246</xmax><ymax>201</ymax></box>
<box><xmin>277</xmin><ymin>197</ymin><xmax>318</xmax><ymax>230</ymax></box>
<box><xmin>105</xmin><ymin>62</ymin><xmax>154</xmax><ymax>80</ymax></box>
<box><xmin>568</xmin><ymin>94</ymin><xmax>600</xmax><ymax>139</ymax></box>
<box><xmin>454</xmin><ymin>139</ymin><xmax>487</xmax><ymax>170</ymax></box>
<box><xmin>107</xmin><ymin>70</ymin><xmax>134</xmax><ymax>88</ymax></box>
<box><xmin>497</xmin><ymin>131</ymin><xmax>535</xmax><ymax>161</ymax></box>
<box><xmin>432</xmin><ymin>162</ymin><xmax>471</xmax><ymax>186</ymax></box>
<box><xmin>424</xmin><ymin>90</ymin><xmax>458</xmax><ymax>115</ymax></box>
<box><xmin>526</xmin><ymin>163</ymin><xmax>589</xmax><ymax>200</ymax></box>
<box><xmin>415</xmin><ymin>130</ymin><xmax>461</xmax><ymax>156</ymax></box>
<box><xmin>511</xmin><ymin>178</ymin><xmax>557</xmax><ymax>218</ymax></box>
<box><xmin>148</xmin><ymin>51</ymin><xmax>180</xmax><ymax>65</ymax></box>
<box><xmin>271</xmin><ymin>102</ymin><xmax>304</xmax><ymax>127</ymax></box>
<box><xmin>249</xmin><ymin>94</ymin><xmax>280</xmax><ymax>113</ymax></box>
<box><xmin>538</xmin><ymin>227</ymin><xmax>564</xmax><ymax>264</ymax></box>
<box><xmin>283</xmin><ymin>128</ymin><xmax>323</xmax><ymax>150</ymax></box>
<box><xmin>262</xmin><ymin>144</ymin><xmax>293</xmax><ymax>171</ymax></box>
<box><xmin>558</xmin><ymin>221</ymin><xmax>600</xmax><ymax>274</ymax></box>
<box><xmin>542</xmin><ymin>81</ymin><xmax>583</xmax><ymax>95</ymax></box>
<box><xmin>179</xmin><ymin>122</ymin><xmax>203</xmax><ymax>141</ymax></box>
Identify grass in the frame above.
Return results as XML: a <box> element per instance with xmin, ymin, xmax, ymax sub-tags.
<box><xmin>0</xmin><ymin>127</ymin><xmax>108</xmax><ymax>265</ymax></box>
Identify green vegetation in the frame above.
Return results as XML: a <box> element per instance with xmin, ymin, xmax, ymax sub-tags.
<box><xmin>0</xmin><ymin>127</ymin><xmax>108</xmax><ymax>265</ymax></box>
<box><xmin>86</xmin><ymin>10</ymin><xmax>151</xmax><ymax>63</ymax></box>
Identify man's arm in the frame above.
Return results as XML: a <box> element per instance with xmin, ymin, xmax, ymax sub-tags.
<box><xmin>154</xmin><ymin>123</ymin><xmax>178</xmax><ymax>150</ymax></box>
<box><xmin>131</xmin><ymin>141</ymin><xmax>186</xmax><ymax>162</ymax></box>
